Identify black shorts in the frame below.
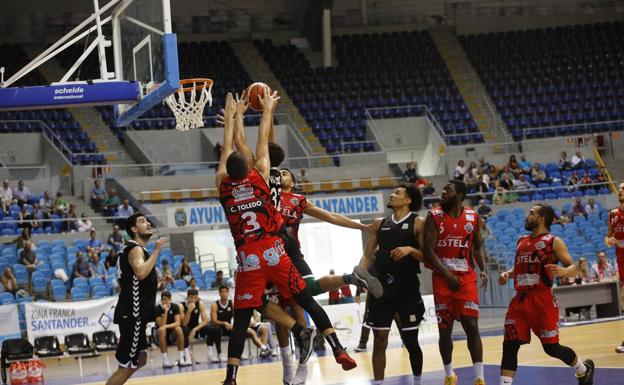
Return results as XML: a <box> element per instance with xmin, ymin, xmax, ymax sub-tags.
<box><xmin>115</xmin><ymin>318</ymin><xmax>148</xmax><ymax>369</ymax></box>
<box><xmin>279</xmin><ymin>228</ymin><xmax>313</xmax><ymax>279</ymax></box>
<box><xmin>365</xmin><ymin>272</ymin><xmax>425</xmax><ymax>331</ymax></box>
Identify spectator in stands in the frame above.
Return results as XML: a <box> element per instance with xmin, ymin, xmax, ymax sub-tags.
<box><xmin>463</xmin><ymin>167</ymin><xmax>478</xmax><ymax>193</ymax></box>
<box><xmin>492</xmin><ymin>186</ymin><xmax>505</xmax><ymax>205</ymax></box>
<box><xmin>13</xmin><ymin>227</ymin><xmax>31</xmax><ymax>249</ymax></box>
<box><xmin>13</xmin><ymin>180</ymin><xmax>31</xmax><ymax>207</ymax></box>
<box><xmin>0</xmin><ymin>179</ymin><xmax>12</xmax><ymax>213</ymax></box>
<box><xmin>31</xmin><ymin>203</ymin><xmax>49</xmax><ymax>223</ymax></box>
<box><xmin>39</xmin><ymin>191</ymin><xmax>53</xmax><ymax>212</ymax></box>
<box><xmin>107</xmin><ymin>225</ymin><xmax>125</xmax><ymax>251</ymax></box>
<box><xmin>592</xmin><ymin>251</ymin><xmax>618</xmax><ymax>282</ymax></box>
<box><xmin>188</xmin><ymin>277</ymin><xmax>198</xmax><ymax>291</ymax></box>
<box><xmin>20</xmin><ymin>241</ymin><xmax>39</xmax><ymax>273</ymax></box>
<box><xmin>89</xmin><ymin>251</ymin><xmax>107</xmax><ymax>279</ymax></box>
<box><xmin>86</xmin><ymin>230</ymin><xmax>103</xmax><ymax>253</ymax></box>
<box><xmin>160</xmin><ymin>260</ymin><xmax>175</xmax><ymax>288</ymax></box>
<box><xmin>571</xmin><ymin>197</ymin><xmax>587</xmax><ymax>217</ymax></box>
<box><xmin>403</xmin><ymin>162</ymin><xmax>420</xmax><ymax>183</ymax></box>
<box><xmin>512</xmin><ymin>174</ymin><xmax>532</xmax><ymax>196</ymax></box>
<box><xmin>76</xmin><ymin>213</ymin><xmax>94</xmax><ymax>233</ymax></box>
<box><xmin>210</xmin><ymin>270</ymin><xmax>225</xmax><ymax>289</ymax></box>
<box><xmin>117</xmin><ymin>199</ymin><xmax>134</xmax><ymax>218</ymax></box>
<box><xmin>531</xmin><ymin>163</ymin><xmax>549</xmax><ymax>184</ymax></box>
<box><xmin>585</xmin><ymin>198</ymin><xmax>599</xmax><ymax>215</ymax></box>
<box><xmin>474</xmin><ymin>175</ymin><xmax>490</xmax><ymax>204</ymax></box>
<box><xmin>498</xmin><ymin>165</ymin><xmax>516</xmax><ymax>183</ymax></box>
<box><xmin>18</xmin><ymin>205</ymin><xmax>38</xmax><ymax>232</ymax></box>
<box><xmin>562</xmin><ymin>257</ymin><xmax>592</xmax><ymax>320</ymax></box>
<box><xmin>518</xmin><ymin>154</ymin><xmax>532</xmax><ymax>174</ymax></box>
<box><xmin>155</xmin><ymin>291</ymin><xmax>188</xmax><ymax>368</ymax></box>
<box><xmin>566</xmin><ymin>172</ymin><xmax>580</xmax><ymax>192</ymax></box>
<box><xmin>477</xmin><ymin>167</ymin><xmax>490</xmax><ymax>186</ymax></box>
<box><xmin>104</xmin><ymin>248</ymin><xmax>118</xmax><ymax>270</ymax></box>
<box><xmin>53</xmin><ymin>191</ymin><xmax>68</xmax><ymax>215</ymax></box>
<box><xmin>0</xmin><ymin>267</ymin><xmax>18</xmax><ymax>295</ymax></box>
<box><xmin>575</xmin><ymin>258</ymin><xmax>592</xmax><ymax>284</ymax></box>
<box><xmin>156</xmin><ymin>267</ymin><xmax>169</xmax><ymax>292</ymax></box>
<box><xmin>559</xmin><ymin>151</ymin><xmax>572</xmax><ymax>171</ymax></box>
<box><xmin>571</xmin><ymin>151</ymin><xmax>586</xmax><ymax>170</ymax></box>
<box><xmin>61</xmin><ymin>204</ymin><xmax>77</xmax><ymax>233</ymax></box>
<box><xmin>72</xmin><ymin>251</ymin><xmax>93</xmax><ymax>281</ymax></box>
<box><xmin>580</xmin><ymin>171</ymin><xmax>593</xmax><ymax>191</ymax></box>
<box><xmin>507</xmin><ymin>155</ymin><xmax>522</xmax><ymax>177</ymax></box>
<box><xmin>299</xmin><ymin>168</ymin><xmax>310</xmax><ymax>184</ymax></box>
<box><xmin>477</xmin><ymin>199</ymin><xmax>493</xmax><ymax>220</ymax></box>
<box><xmin>595</xmin><ymin>171</ymin><xmax>607</xmax><ymax>190</ymax></box>
<box><xmin>177</xmin><ymin>259</ymin><xmax>193</xmax><ymax>283</ymax></box>
<box><xmin>487</xmin><ymin>164</ymin><xmax>498</xmax><ymax>184</ymax></box>
<box><xmin>90</xmin><ymin>180</ymin><xmax>107</xmax><ymax>212</ymax></box>
<box><xmin>556</xmin><ymin>210</ymin><xmax>572</xmax><ymax>225</ymax></box>
<box><xmin>214</xmin><ymin>142</ymin><xmax>222</xmax><ymax>161</ymax></box>
<box><xmin>477</xmin><ymin>157</ymin><xmax>489</xmax><ymax>172</ymax></box>
<box><xmin>453</xmin><ymin>160</ymin><xmax>466</xmax><ymax>181</ymax></box>
<box><xmin>103</xmin><ymin>188</ymin><xmax>121</xmax><ymax>217</ymax></box>
<box><xmin>422</xmin><ymin>181</ymin><xmax>436</xmax><ymax>197</ymax></box>
<box><xmin>499</xmin><ymin>174</ymin><xmax>518</xmax><ymax>203</ymax></box>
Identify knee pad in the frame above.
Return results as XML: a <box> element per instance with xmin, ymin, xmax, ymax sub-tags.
<box><xmin>542</xmin><ymin>343</ymin><xmax>576</xmax><ymax>365</ymax></box>
<box><xmin>501</xmin><ymin>340</ymin><xmax>521</xmax><ymax>371</ymax></box>
<box><xmin>304</xmin><ymin>277</ymin><xmax>323</xmax><ymax>296</ymax></box>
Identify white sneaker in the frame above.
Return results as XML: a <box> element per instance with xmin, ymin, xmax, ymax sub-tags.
<box><xmin>216</xmin><ymin>353</ymin><xmax>223</xmax><ymax>363</ymax></box>
<box><xmin>162</xmin><ymin>360</ymin><xmax>175</xmax><ymax>369</ymax></box>
<box><xmin>616</xmin><ymin>344</ymin><xmax>624</xmax><ymax>353</ymax></box>
<box><xmin>290</xmin><ymin>364</ymin><xmax>308</xmax><ymax>385</ymax></box>
<box><xmin>179</xmin><ymin>357</ymin><xmax>193</xmax><ymax>367</ymax></box>
<box><xmin>208</xmin><ymin>352</ymin><xmax>220</xmax><ymax>363</ymax></box>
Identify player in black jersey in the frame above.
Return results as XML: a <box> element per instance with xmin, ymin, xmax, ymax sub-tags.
<box><xmin>155</xmin><ymin>291</ymin><xmax>190</xmax><ymax>368</ymax></box>
<box><xmin>181</xmin><ymin>288</ymin><xmax>209</xmax><ymax>364</ymax></box>
<box><xmin>106</xmin><ymin>212</ymin><xmax>165</xmax><ymax>385</ymax></box>
<box><xmin>359</xmin><ymin>184</ymin><xmax>426</xmax><ymax>385</ymax></box>
<box><xmin>206</xmin><ymin>285</ymin><xmax>234</xmax><ymax>362</ymax></box>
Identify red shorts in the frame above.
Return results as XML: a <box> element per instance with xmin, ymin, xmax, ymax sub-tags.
<box><xmin>234</xmin><ymin>236</ymin><xmax>306</xmax><ymax>310</ymax></box>
<box><xmin>504</xmin><ymin>289</ymin><xmax>560</xmax><ymax>344</ymax></box>
<box><xmin>432</xmin><ymin>272</ymin><xmax>479</xmax><ymax>329</ymax></box>
<box><xmin>617</xmin><ymin>252</ymin><xmax>624</xmax><ymax>287</ymax></box>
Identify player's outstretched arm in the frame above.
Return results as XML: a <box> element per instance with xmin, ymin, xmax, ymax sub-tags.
<box><xmin>233</xmin><ymin>92</ymin><xmax>254</xmax><ymax>166</ymax></box>
<box><xmin>358</xmin><ymin>219</ymin><xmax>382</xmax><ymax>269</ymax></box>
<box><xmin>304</xmin><ymin>201</ymin><xmax>369</xmax><ymax>231</ymax></box>
<box><xmin>423</xmin><ymin>212</ymin><xmax>460</xmax><ymax>290</ymax></box>
<box><xmin>255</xmin><ymin>89</ymin><xmax>280</xmax><ymax>181</ymax></box>
<box><xmin>215</xmin><ymin>93</ymin><xmax>236</xmax><ymax>188</ymax></box>
<box><xmin>546</xmin><ymin>237</ymin><xmax>578</xmax><ymax>278</ymax></box>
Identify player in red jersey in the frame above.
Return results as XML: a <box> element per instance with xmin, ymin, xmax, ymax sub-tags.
<box><xmin>423</xmin><ymin>180</ymin><xmax>487</xmax><ymax>385</ymax></box>
<box><xmin>607</xmin><ymin>181</ymin><xmax>624</xmax><ymax>353</ymax></box>
<box><xmin>497</xmin><ymin>203</ymin><xmax>595</xmax><ymax>385</ymax></box>
<box><xmin>217</xmin><ymin>92</ymin><xmax>355</xmax><ymax>385</ymax></box>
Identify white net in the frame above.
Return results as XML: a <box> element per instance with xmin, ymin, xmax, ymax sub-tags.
<box><xmin>165</xmin><ymin>80</ymin><xmax>213</xmax><ymax>131</ymax></box>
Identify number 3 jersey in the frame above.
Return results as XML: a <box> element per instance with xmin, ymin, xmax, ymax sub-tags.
<box><xmin>219</xmin><ymin>168</ymin><xmax>283</xmax><ymax>249</ymax></box>
<box><xmin>513</xmin><ymin>233</ymin><xmax>557</xmax><ymax>292</ymax></box>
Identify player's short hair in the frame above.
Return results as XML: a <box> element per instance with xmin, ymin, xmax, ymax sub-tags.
<box><xmin>268</xmin><ymin>142</ymin><xmax>285</xmax><ymax>167</ymax></box>
<box><xmin>399</xmin><ymin>182</ymin><xmax>422</xmax><ymax>212</ymax></box>
<box><xmin>187</xmin><ymin>288</ymin><xmax>199</xmax><ymax>296</ymax></box>
<box><xmin>226</xmin><ymin>151</ymin><xmax>249</xmax><ymax>180</ymax></box>
<box><xmin>161</xmin><ymin>291</ymin><xmax>172</xmax><ymax>299</ymax></box>
<box><xmin>125</xmin><ymin>212</ymin><xmax>146</xmax><ymax>239</ymax></box>
<box><xmin>218</xmin><ymin>285</ymin><xmax>229</xmax><ymax>292</ymax></box>
<box><xmin>280</xmin><ymin>167</ymin><xmax>297</xmax><ymax>186</ymax></box>
<box><xmin>448</xmin><ymin>180</ymin><xmax>467</xmax><ymax>200</ymax></box>
<box><xmin>534</xmin><ymin>203</ymin><xmax>555</xmax><ymax>229</ymax></box>
<box><xmin>216</xmin><ymin>270</ymin><xmax>223</xmax><ymax>275</ymax></box>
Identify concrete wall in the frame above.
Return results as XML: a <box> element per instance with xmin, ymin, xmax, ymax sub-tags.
<box><xmin>0</xmin><ymin>134</ymin><xmax>43</xmax><ymax>164</ymax></box>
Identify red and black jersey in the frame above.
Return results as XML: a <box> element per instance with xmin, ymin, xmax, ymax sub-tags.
<box><xmin>278</xmin><ymin>190</ymin><xmax>307</xmax><ymax>245</ymax></box>
<box><xmin>427</xmin><ymin>207</ymin><xmax>478</xmax><ymax>276</ymax></box>
<box><xmin>513</xmin><ymin>233</ymin><xmax>557</xmax><ymax>292</ymax></box>
<box><xmin>609</xmin><ymin>208</ymin><xmax>624</xmax><ymax>257</ymax></box>
<box><xmin>219</xmin><ymin>168</ymin><xmax>283</xmax><ymax>248</ymax></box>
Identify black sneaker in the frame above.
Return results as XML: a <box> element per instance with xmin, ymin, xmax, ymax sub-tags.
<box><xmin>353</xmin><ymin>343</ymin><xmax>367</xmax><ymax>352</ymax></box>
<box><xmin>353</xmin><ymin>265</ymin><xmax>383</xmax><ymax>298</ymax></box>
<box><xmin>222</xmin><ymin>380</ymin><xmax>237</xmax><ymax>385</ymax></box>
<box><xmin>576</xmin><ymin>359</ymin><xmax>594</xmax><ymax>385</ymax></box>
<box><xmin>296</xmin><ymin>327</ymin><xmax>317</xmax><ymax>365</ymax></box>
<box><xmin>616</xmin><ymin>343</ymin><xmax>624</xmax><ymax>353</ymax></box>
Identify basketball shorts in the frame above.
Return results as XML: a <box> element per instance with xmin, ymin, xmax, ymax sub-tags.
<box><xmin>235</xmin><ymin>236</ymin><xmax>306</xmax><ymax>310</ymax></box>
<box><xmin>115</xmin><ymin>318</ymin><xmax>148</xmax><ymax>369</ymax></box>
<box><xmin>504</xmin><ymin>289</ymin><xmax>560</xmax><ymax>344</ymax></box>
<box><xmin>279</xmin><ymin>227</ymin><xmax>313</xmax><ymax>278</ymax></box>
<box><xmin>432</xmin><ymin>272</ymin><xmax>479</xmax><ymax>329</ymax></box>
<box><xmin>617</xmin><ymin>252</ymin><xmax>624</xmax><ymax>287</ymax></box>
<box><xmin>365</xmin><ymin>272</ymin><xmax>425</xmax><ymax>331</ymax></box>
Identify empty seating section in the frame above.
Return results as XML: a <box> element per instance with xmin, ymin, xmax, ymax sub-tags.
<box><xmin>486</xmin><ymin>206</ymin><xmax>614</xmax><ymax>268</ymax></box>
<box><xmin>256</xmin><ymin>31</ymin><xmax>481</xmax><ymax>152</ymax></box>
<box><xmin>0</xmin><ymin>44</ymin><xmax>102</xmax><ymax>165</ymax></box>
<box><xmin>460</xmin><ymin>21</ymin><xmax>624</xmax><ymax>141</ymax></box>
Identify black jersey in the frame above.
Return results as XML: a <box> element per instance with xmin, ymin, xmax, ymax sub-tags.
<box><xmin>215</xmin><ymin>299</ymin><xmax>233</xmax><ymax>323</ymax></box>
<box><xmin>113</xmin><ymin>241</ymin><xmax>158</xmax><ymax>323</ymax></box>
<box><xmin>269</xmin><ymin>167</ymin><xmax>282</xmax><ymax>209</ymax></box>
<box><xmin>155</xmin><ymin>302</ymin><xmax>180</xmax><ymax>324</ymax></box>
<box><xmin>182</xmin><ymin>301</ymin><xmax>202</xmax><ymax>329</ymax></box>
<box><xmin>374</xmin><ymin>212</ymin><xmax>421</xmax><ymax>276</ymax></box>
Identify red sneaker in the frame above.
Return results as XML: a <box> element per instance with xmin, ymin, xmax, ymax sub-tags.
<box><xmin>334</xmin><ymin>349</ymin><xmax>357</xmax><ymax>371</ymax></box>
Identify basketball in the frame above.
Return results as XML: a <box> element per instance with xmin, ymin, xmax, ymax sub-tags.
<box><xmin>246</xmin><ymin>82</ymin><xmax>272</xmax><ymax>111</ymax></box>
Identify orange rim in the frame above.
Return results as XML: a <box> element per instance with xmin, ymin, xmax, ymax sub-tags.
<box><xmin>177</xmin><ymin>78</ymin><xmax>213</xmax><ymax>92</ymax></box>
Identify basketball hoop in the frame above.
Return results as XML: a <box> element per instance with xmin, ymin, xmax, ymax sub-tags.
<box><xmin>165</xmin><ymin>78</ymin><xmax>213</xmax><ymax>131</ymax></box>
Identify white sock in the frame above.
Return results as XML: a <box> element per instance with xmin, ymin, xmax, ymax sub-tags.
<box><xmin>413</xmin><ymin>375</ymin><xmax>422</xmax><ymax>385</ymax></box>
<box><xmin>473</xmin><ymin>362</ymin><xmax>484</xmax><ymax>380</ymax></box>
<box><xmin>444</xmin><ymin>363</ymin><xmax>454</xmax><ymax>377</ymax></box>
<box><xmin>500</xmin><ymin>376</ymin><xmax>513</xmax><ymax>385</ymax></box>
<box><xmin>184</xmin><ymin>347</ymin><xmax>191</xmax><ymax>361</ymax></box>
<box><xmin>373</xmin><ymin>381</ymin><xmax>384</xmax><ymax>385</ymax></box>
<box><xmin>162</xmin><ymin>352</ymin><xmax>170</xmax><ymax>363</ymax></box>
<box><xmin>178</xmin><ymin>351</ymin><xmax>185</xmax><ymax>363</ymax></box>
<box><xmin>280</xmin><ymin>346</ymin><xmax>293</xmax><ymax>364</ymax></box>
<box><xmin>261</xmin><ymin>344</ymin><xmax>268</xmax><ymax>350</ymax></box>
<box><xmin>281</xmin><ymin>347</ymin><xmax>294</xmax><ymax>382</ymax></box>
<box><xmin>207</xmin><ymin>346</ymin><xmax>214</xmax><ymax>356</ymax></box>
<box><xmin>572</xmin><ymin>358</ymin><xmax>587</xmax><ymax>376</ymax></box>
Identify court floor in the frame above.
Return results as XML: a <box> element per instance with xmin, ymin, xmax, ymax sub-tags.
<box><xmin>40</xmin><ymin>319</ymin><xmax>624</xmax><ymax>385</ymax></box>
